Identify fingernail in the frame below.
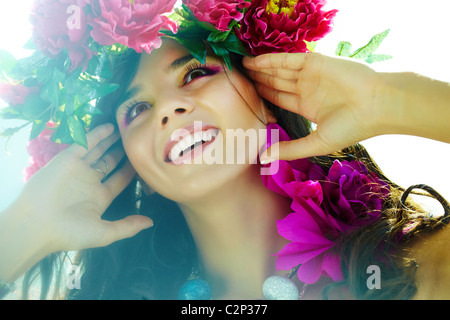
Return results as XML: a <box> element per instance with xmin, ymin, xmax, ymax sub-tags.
<box><xmin>260</xmin><ymin>157</ymin><xmax>276</xmax><ymax>165</ymax></box>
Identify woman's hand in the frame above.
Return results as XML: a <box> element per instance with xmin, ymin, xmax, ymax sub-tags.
<box><xmin>244</xmin><ymin>52</ymin><xmax>450</xmax><ymax>161</ymax></box>
<box><xmin>243</xmin><ymin>52</ymin><xmax>385</xmax><ymax>161</ymax></box>
<box><xmin>0</xmin><ymin>124</ymin><xmax>153</xmax><ymax>282</ymax></box>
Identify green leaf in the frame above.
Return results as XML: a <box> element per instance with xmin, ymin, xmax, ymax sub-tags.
<box><xmin>68</xmin><ymin>115</ymin><xmax>87</xmax><ymax>148</ymax></box>
<box><xmin>350</xmin><ymin>29</ymin><xmax>390</xmax><ymax>60</ymax></box>
<box><xmin>29</xmin><ymin>120</ymin><xmax>48</xmax><ymax>141</ymax></box>
<box><xmin>335</xmin><ymin>41</ymin><xmax>352</xmax><ymax>57</ymax></box>
<box><xmin>208</xmin><ymin>29</ymin><xmax>231</xmax><ymax>43</ymax></box>
<box><xmin>52</xmin><ymin>116</ymin><xmax>72</xmax><ymax>144</ymax></box>
<box><xmin>10</xmin><ymin>50</ymin><xmax>50</xmax><ymax>78</ymax></box>
<box><xmin>209</xmin><ymin>42</ymin><xmax>232</xmax><ymax>70</ymax></box>
<box><xmin>86</xmin><ymin>48</ymin><xmax>112</xmax><ymax>79</ymax></box>
<box><xmin>21</xmin><ymin>94</ymin><xmax>51</xmax><ymax>120</ymax></box>
<box><xmin>365</xmin><ymin>54</ymin><xmax>393</xmax><ymax>64</ymax></box>
<box><xmin>0</xmin><ymin>122</ymin><xmax>30</xmax><ymax>138</ymax></box>
<box><xmin>0</xmin><ymin>106</ymin><xmax>21</xmax><ymax>119</ymax></box>
<box><xmin>221</xmin><ymin>32</ymin><xmax>250</xmax><ymax>57</ymax></box>
<box><xmin>305</xmin><ymin>41</ymin><xmax>317</xmax><ymax>53</ymax></box>
<box><xmin>0</xmin><ymin>50</ymin><xmax>17</xmax><ymax>79</ymax></box>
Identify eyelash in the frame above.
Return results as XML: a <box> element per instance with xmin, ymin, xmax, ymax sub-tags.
<box><xmin>122</xmin><ymin>62</ymin><xmax>221</xmax><ymax>124</ymax></box>
<box><xmin>182</xmin><ymin>61</ymin><xmax>221</xmax><ymax>86</ymax></box>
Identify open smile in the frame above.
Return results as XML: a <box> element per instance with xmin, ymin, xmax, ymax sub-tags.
<box><xmin>164</xmin><ymin>123</ymin><xmax>220</xmax><ymax>165</ymax></box>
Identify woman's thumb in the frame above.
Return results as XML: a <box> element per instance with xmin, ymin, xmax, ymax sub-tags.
<box><xmin>98</xmin><ymin>215</ymin><xmax>154</xmax><ymax>247</ymax></box>
<box><xmin>260</xmin><ymin>131</ymin><xmax>335</xmax><ymax>163</ymax></box>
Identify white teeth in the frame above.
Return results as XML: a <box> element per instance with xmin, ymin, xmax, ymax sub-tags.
<box><xmin>169</xmin><ymin>129</ymin><xmax>218</xmax><ymax>162</ymax></box>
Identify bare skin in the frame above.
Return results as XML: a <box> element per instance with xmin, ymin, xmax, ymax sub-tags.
<box><xmin>1</xmin><ymin>45</ymin><xmax>449</xmax><ymax>299</ymax></box>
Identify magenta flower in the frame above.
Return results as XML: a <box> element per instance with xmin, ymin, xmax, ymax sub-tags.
<box><xmin>183</xmin><ymin>0</ymin><xmax>251</xmax><ymax>32</ymax></box>
<box><xmin>0</xmin><ymin>83</ymin><xmax>39</xmax><ymax>106</ymax></box>
<box><xmin>237</xmin><ymin>0</ymin><xmax>338</xmax><ymax>55</ymax></box>
<box><xmin>262</xmin><ymin>124</ymin><xmax>388</xmax><ymax>284</ymax></box>
<box><xmin>276</xmin><ymin>197</ymin><xmax>344</xmax><ymax>284</ymax></box>
<box><xmin>23</xmin><ymin>123</ymin><xmax>69</xmax><ymax>181</ymax></box>
<box><xmin>320</xmin><ymin>160</ymin><xmax>390</xmax><ymax>230</ymax></box>
<box><xmin>30</xmin><ymin>0</ymin><xmax>93</xmax><ymax>71</ymax></box>
<box><xmin>89</xmin><ymin>0</ymin><xmax>178</xmax><ymax>54</ymax></box>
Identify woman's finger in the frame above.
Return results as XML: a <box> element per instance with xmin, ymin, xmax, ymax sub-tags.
<box><xmin>255</xmin><ymin>67</ymin><xmax>300</xmax><ymax>80</ymax></box>
<box><xmin>247</xmin><ymin>70</ymin><xmax>298</xmax><ymax>93</ymax></box>
<box><xmin>243</xmin><ymin>52</ymin><xmax>306</xmax><ymax>71</ymax></box>
<box><xmin>261</xmin><ymin>130</ymin><xmax>334</xmax><ymax>162</ymax></box>
<box><xmin>103</xmin><ymin>160</ymin><xmax>136</xmax><ymax>200</ymax></box>
<box><xmin>96</xmin><ymin>215</ymin><xmax>154</xmax><ymax>248</ymax></box>
<box><xmin>90</xmin><ymin>143</ymin><xmax>126</xmax><ymax>181</ymax></box>
<box><xmin>254</xmin><ymin>82</ymin><xmax>301</xmax><ymax>113</ymax></box>
<box><xmin>82</xmin><ymin>130</ymin><xmax>121</xmax><ymax>165</ymax></box>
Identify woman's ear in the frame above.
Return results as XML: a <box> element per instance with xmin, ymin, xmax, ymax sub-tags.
<box><xmin>261</xmin><ymin>102</ymin><xmax>277</xmax><ymax>125</ymax></box>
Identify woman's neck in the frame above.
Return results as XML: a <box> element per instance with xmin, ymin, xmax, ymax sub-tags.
<box><xmin>178</xmin><ymin>165</ymin><xmax>292</xmax><ymax>299</ymax></box>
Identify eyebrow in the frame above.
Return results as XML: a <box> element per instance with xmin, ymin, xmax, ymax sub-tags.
<box><xmin>168</xmin><ymin>54</ymin><xmax>196</xmax><ymax>72</ymax></box>
<box><xmin>116</xmin><ymin>55</ymin><xmax>197</xmax><ymax>113</ymax></box>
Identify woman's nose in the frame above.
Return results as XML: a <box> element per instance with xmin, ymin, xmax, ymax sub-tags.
<box><xmin>160</xmin><ymin>104</ymin><xmax>194</xmax><ymax>127</ymax></box>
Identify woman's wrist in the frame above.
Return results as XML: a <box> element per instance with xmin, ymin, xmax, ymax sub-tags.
<box><xmin>375</xmin><ymin>72</ymin><xmax>450</xmax><ymax>142</ymax></box>
<box><xmin>0</xmin><ymin>197</ymin><xmax>55</xmax><ymax>284</ymax></box>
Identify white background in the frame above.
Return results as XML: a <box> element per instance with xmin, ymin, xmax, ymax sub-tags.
<box><xmin>0</xmin><ymin>0</ymin><xmax>449</xmax><ymax>213</ymax></box>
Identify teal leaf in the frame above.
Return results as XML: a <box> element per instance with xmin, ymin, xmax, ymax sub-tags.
<box><xmin>0</xmin><ymin>122</ymin><xmax>30</xmax><ymax>138</ymax></box>
<box><xmin>350</xmin><ymin>29</ymin><xmax>391</xmax><ymax>60</ymax></box>
<box><xmin>221</xmin><ymin>32</ymin><xmax>250</xmax><ymax>57</ymax></box>
<box><xmin>30</xmin><ymin>120</ymin><xmax>48</xmax><ymax>141</ymax></box>
<box><xmin>68</xmin><ymin>115</ymin><xmax>87</xmax><ymax>148</ymax></box>
<box><xmin>0</xmin><ymin>50</ymin><xmax>17</xmax><ymax>79</ymax></box>
<box><xmin>335</xmin><ymin>41</ymin><xmax>352</xmax><ymax>57</ymax></box>
<box><xmin>21</xmin><ymin>94</ymin><xmax>51</xmax><ymax>120</ymax></box>
<box><xmin>0</xmin><ymin>107</ymin><xmax>21</xmax><ymax>119</ymax></box>
<box><xmin>365</xmin><ymin>54</ymin><xmax>393</xmax><ymax>64</ymax></box>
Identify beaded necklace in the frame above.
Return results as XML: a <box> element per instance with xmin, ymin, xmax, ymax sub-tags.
<box><xmin>177</xmin><ymin>267</ymin><xmax>308</xmax><ymax>300</ymax></box>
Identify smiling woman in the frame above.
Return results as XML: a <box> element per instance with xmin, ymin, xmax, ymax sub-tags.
<box><xmin>0</xmin><ymin>0</ymin><xmax>450</xmax><ymax>301</ymax></box>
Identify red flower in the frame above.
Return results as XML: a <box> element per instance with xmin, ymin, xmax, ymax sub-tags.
<box><xmin>89</xmin><ymin>0</ymin><xmax>178</xmax><ymax>54</ymax></box>
<box><xmin>30</xmin><ymin>0</ymin><xmax>93</xmax><ymax>71</ymax></box>
<box><xmin>237</xmin><ymin>0</ymin><xmax>338</xmax><ymax>55</ymax></box>
<box><xmin>0</xmin><ymin>83</ymin><xmax>39</xmax><ymax>106</ymax></box>
<box><xmin>183</xmin><ymin>0</ymin><xmax>250</xmax><ymax>32</ymax></box>
<box><xmin>23</xmin><ymin>123</ymin><xmax>70</xmax><ymax>181</ymax></box>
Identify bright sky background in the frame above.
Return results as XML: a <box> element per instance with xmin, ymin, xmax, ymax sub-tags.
<box><xmin>0</xmin><ymin>0</ymin><xmax>449</xmax><ymax>213</ymax></box>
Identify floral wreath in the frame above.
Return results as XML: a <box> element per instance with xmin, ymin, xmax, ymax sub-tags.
<box><xmin>0</xmin><ymin>0</ymin><xmax>392</xmax><ymax>288</ymax></box>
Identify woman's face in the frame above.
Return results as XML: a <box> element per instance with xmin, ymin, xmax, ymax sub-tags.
<box><xmin>116</xmin><ymin>40</ymin><xmax>273</xmax><ymax>203</ymax></box>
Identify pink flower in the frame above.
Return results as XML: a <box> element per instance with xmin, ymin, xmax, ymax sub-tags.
<box><xmin>276</xmin><ymin>197</ymin><xmax>344</xmax><ymax>284</ymax></box>
<box><xmin>0</xmin><ymin>83</ymin><xmax>39</xmax><ymax>106</ymax></box>
<box><xmin>320</xmin><ymin>160</ymin><xmax>390</xmax><ymax>230</ymax></box>
<box><xmin>183</xmin><ymin>0</ymin><xmax>251</xmax><ymax>32</ymax></box>
<box><xmin>237</xmin><ymin>0</ymin><xmax>338</xmax><ymax>55</ymax></box>
<box><xmin>89</xmin><ymin>0</ymin><xmax>178</xmax><ymax>54</ymax></box>
<box><xmin>30</xmin><ymin>0</ymin><xmax>93</xmax><ymax>71</ymax></box>
<box><xmin>23</xmin><ymin>123</ymin><xmax>70</xmax><ymax>181</ymax></box>
<box><xmin>262</xmin><ymin>124</ymin><xmax>388</xmax><ymax>284</ymax></box>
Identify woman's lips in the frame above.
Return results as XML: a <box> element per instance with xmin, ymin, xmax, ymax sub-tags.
<box><xmin>164</xmin><ymin>123</ymin><xmax>220</xmax><ymax>165</ymax></box>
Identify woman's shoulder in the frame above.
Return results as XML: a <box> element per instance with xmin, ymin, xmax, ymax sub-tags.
<box><xmin>409</xmin><ymin>223</ymin><xmax>450</xmax><ymax>299</ymax></box>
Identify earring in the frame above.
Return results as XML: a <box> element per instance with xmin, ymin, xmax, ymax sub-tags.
<box><xmin>135</xmin><ymin>179</ymin><xmax>143</xmax><ymax>213</ymax></box>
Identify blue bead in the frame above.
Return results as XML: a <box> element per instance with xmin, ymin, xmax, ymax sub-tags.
<box><xmin>262</xmin><ymin>276</ymin><xmax>299</xmax><ymax>300</ymax></box>
<box><xmin>177</xmin><ymin>279</ymin><xmax>212</xmax><ymax>300</ymax></box>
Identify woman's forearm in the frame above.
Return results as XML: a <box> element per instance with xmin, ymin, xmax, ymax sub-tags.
<box><xmin>377</xmin><ymin>72</ymin><xmax>450</xmax><ymax>143</ymax></box>
<box><xmin>0</xmin><ymin>198</ymin><xmax>54</xmax><ymax>283</ymax></box>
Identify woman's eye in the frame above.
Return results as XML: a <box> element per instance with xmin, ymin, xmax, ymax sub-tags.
<box><xmin>129</xmin><ymin>102</ymin><xmax>151</xmax><ymax>120</ymax></box>
<box><xmin>185</xmin><ymin>68</ymin><xmax>209</xmax><ymax>84</ymax></box>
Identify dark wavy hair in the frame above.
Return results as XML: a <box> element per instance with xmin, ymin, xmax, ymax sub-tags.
<box><xmin>22</xmin><ymin>47</ymin><xmax>450</xmax><ymax>300</ymax></box>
